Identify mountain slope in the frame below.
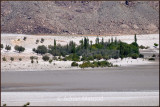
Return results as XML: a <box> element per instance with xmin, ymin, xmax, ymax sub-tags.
<box><xmin>1</xmin><ymin>1</ymin><xmax>159</xmax><ymax>35</ymax></box>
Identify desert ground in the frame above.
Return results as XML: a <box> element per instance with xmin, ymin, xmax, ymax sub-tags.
<box><xmin>1</xmin><ymin>33</ymin><xmax>159</xmax><ymax>106</ymax></box>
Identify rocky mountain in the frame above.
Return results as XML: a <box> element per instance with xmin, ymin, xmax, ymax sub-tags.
<box><xmin>1</xmin><ymin>1</ymin><xmax>159</xmax><ymax>35</ymax></box>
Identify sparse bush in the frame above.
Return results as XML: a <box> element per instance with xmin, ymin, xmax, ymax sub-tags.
<box><xmin>10</xmin><ymin>57</ymin><xmax>14</xmax><ymax>62</ymax></box>
<box><xmin>71</xmin><ymin>61</ymin><xmax>78</xmax><ymax>66</ymax></box>
<box><xmin>31</xmin><ymin>60</ymin><xmax>34</xmax><ymax>63</ymax></box>
<box><xmin>2</xmin><ymin>104</ymin><xmax>7</xmax><ymax>106</ymax></box>
<box><xmin>36</xmin><ymin>39</ymin><xmax>39</xmax><ymax>44</ymax></box>
<box><xmin>23</xmin><ymin>102</ymin><xmax>30</xmax><ymax>107</ymax></box>
<box><xmin>154</xmin><ymin>43</ymin><xmax>158</xmax><ymax>47</ymax></box>
<box><xmin>23</xmin><ymin>37</ymin><xmax>27</xmax><ymax>41</ymax></box>
<box><xmin>139</xmin><ymin>54</ymin><xmax>144</xmax><ymax>58</ymax></box>
<box><xmin>41</xmin><ymin>38</ymin><xmax>44</xmax><ymax>43</ymax></box>
<box><xmin>30</xmin><ymin>56</ymin><xmax>38</xmax><ymax>60</ymax></box>
<box><xmin>49</xmin><ymin>59</ymin><xmax>53</xmax><ymax>64</ymax></box>
<box><xmin>139</xmin><ymin>45</ymin><xmax>145</xmax><ymax>49</ymax></box>
<box><xmin>152</xmin><ymin>54</ymin><xmax>156</xmax><ymax>57</ymax></box>
<box><xmin>148</xmin><ymin>58</ymin><xmax>155</xmax><ymax>61</ymax></box>
<box><xmin>18</xmin><ymin>39</ymin><xmax>20</xmax><ymax>41</ymax></box>
<box><xmin>42</xmin><ymin>55</ymin><xmax>49</xmax><ymax>61</ymax></box>
<box><xmin>79</xmin><ymin>61</ymin><xmax>113</xmax><ymax>68</ymax></box>
<box><xmin>53</xmin><ymin>56</ymin><xmax>58</xmax><ymax>60</ymax></box>
<box><xmin>2</xmin><ymin>57</ymin><xmax>6</xmax><ymax>61</ymax></box>
<box><xmin>32</xmin><ymin>48</ymin><xmax>36</xmax><ymax>52</ymax></box>
<box><xmin>1</xmin><ymin>44</ymin><xmax>3</xmax><ymax>49</ymax></box>
<box><xmin>131</xmin><ymin>53</ymin><xmax>139</xmax><ymax>59</ymax></box>
<box><xmin>14</xmin><ymin>45</ymin><xmax>25</xmax><ymax>53</ymax></box>
<box><xmin>5</xmin><ymin>45</ymin><xmax>11</xmax><ymax>51</ymax></box>
<box><xmin>19</xmin><ymin>58</ymin><xmax>22</xmax><ymax>61</ymax></box>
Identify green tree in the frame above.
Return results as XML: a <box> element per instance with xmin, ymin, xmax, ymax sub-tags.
<box><xmin>101</xmin><ymin>38</ymin><xmax>104</xmax><ymax>45</ymax></box>
<box><xmin>54</xmin><ymin>39</ymin><xmax>57</xmax><ymax>49</ymax></box>
<box><xmin>134</xmin><ymin>34</ymin><xmax>137</xmax><ymax>43</ymax></box>
<box><xmin>14</xmin><ymin>45</ymin><xmax>25</xmax><ymax>53</ymax></box>
<box><xmin>36</xmin><ymin>45</ymin><xmax>47</xmax><ymax>54</ymax></box>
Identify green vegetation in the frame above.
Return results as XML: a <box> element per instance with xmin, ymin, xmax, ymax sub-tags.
<box><xmin>71</xmin><ymin>61</ymin><xmax>78</xmax><ymax>66</ymax></box>
<box><xmin>2</xmin><ymin>57</ymin><xmax>6</xmax><ymax>61</ymax></box>
<box><xmin>152</xmin><ymin>54</ymin><xmax>156</xmax><ymax>57</ymax></box>
<box><xmin>33</xmin><ymin>35</ymin><xmax>140</xmax><ymax>63</ymax></box>
<box><xmin>1</xmin><ymin>44</ymin><xmax>3</xmax><ymax>49</ymax></box>
<box><xmin>10</xmin><ymin>57</ymin><xmax>14</xmax><ymax>62</ymax></box>
<box><xmin>23</xmin><ymin>37</ymin><xmax>26</xmax><ymax>41</ymax></box>
<box><xmin>154</xmin><ymin>43</ymin><xmax>158</xmax><ymax>47</ymax></box>
<box><xmin>139</xmin><ymin>45</ymin><xmax>149</xmax><ymax>49</ymax></box>
<box><xmin>148</xmin><ymin>58</ymin><xmax>155</xmax><ymax>61</ymax></box>
<box><xmin>79</xmin><ymin>61</ymin><xmax>113</xmax><ymax>68</ymax></box>
<box><xmin>5</xmin><ymin>45</ymin><xmax>11</xmax><ymax>51</ymax></box>
<box><xmin>41</xmin><ymin>38</ymin><xmax>44</xmax><ymax>43</ymax></box>
<box><xmin>139</xmin><ymin>54</ymin><xmax>144</xmax><ymax>58</ymax></box>
<box><xmin>14</xmin><ymin>45</ymin><xmax>25</xmax><ymax>53</ymax></box>
<box><xmin>49</xmin><ymin>59</ymin><xmax>53</xmax><ymax>64</ymax></box>
<box><xmin>34</xmin><ymin>45</ymin><xmax>47</xmax><ymax>55</ymax></box>
<box><xmin>36</xmin><ymin>39</ymin><xmax>39</xmax><ymax>44</ymax></box>
<box><xmin>42</xmin><ymin>55</ymin><xmax>49</xmax><ymax>61</ymax></box>
<box><xmin>19</xmin><ymin>58</ymin><xmax>22</xmax><ymax>61</ymax></box>
<box><xmin>23</xmin><ymin>102</ymin><xmax>30</xmax><ymax>107</ymax></box>
<box><xmin>2</xmin><ymin>104</ymin><xmax>6</xmax><ymax>106</ymax></box>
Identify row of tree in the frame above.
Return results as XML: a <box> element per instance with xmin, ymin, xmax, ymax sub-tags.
<box><xmin>33</xmin><ymin>34</ymin><xmax>140</xmax><ymax>60</ymax></box>
<box><xmin>1</xmin><ymin>44</ymin><xmax>25</xmax><ymax>53</ymax></box>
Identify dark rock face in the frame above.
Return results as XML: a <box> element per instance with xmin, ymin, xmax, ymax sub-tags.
<box><xmin>1</xmin><ymin>1</ymin><xmax>159</xmax><ymax>35</ymax></box>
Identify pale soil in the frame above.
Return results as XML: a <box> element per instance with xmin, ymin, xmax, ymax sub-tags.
<box><xmin>1</xmin><ymin>33</ymin><xmax>159</xmax><ymax>72</ymax></box>
<box><xmin>1</xmin><ymin>92</ymin><xmax>159</xmax><ymax>106</ymax></box>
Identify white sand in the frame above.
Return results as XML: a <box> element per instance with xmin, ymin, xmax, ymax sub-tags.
<box><xmin>1</xmin><ymin>91</ymin><xmax>159</xmax><ymax>106</ymax></box>
<box><xmin>1</xmin><ymin>33</ymin><xmax>159</xmax><ymax>71</ymax></box>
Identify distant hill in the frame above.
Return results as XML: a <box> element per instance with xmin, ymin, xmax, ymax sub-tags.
<box><xmin>1</xmin><ymin>1</ymin><xmax>159</xmax><ymax>35</ymax></box>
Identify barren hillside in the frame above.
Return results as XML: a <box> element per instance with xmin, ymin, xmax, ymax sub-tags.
<box><xmin>1</xmin><ymin>1</ymin><xmax>159</xmax><ymax>35</ymax></box>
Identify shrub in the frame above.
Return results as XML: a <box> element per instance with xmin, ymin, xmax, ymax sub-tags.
<box><xmin>94</xmin><ymin>54</ymin><xmax>102</xmax><ymax>60</ymax></box>
<box><xmin>139</xmin><ymin>54</ymin><xmax>144</xmax><ymax>58</ymax></box>
<box><xmin>36</xmin><ymin>45</ymin><xmax>47</xmax><ymax>54</ymax></box>
<box><xmin>154</xmin><ymin>43</ymin><xmax>158</xmax><ymax>47</ymax></box>
<box><xmin>3</xmin><ymin>104</ymin><xmax>7</xmax><ymax>106</ymax></box>
<box><xmin>49</xmin><ymin>59</ymin><xmax>53</xmax><ymax>64</ymax></box>
<box><xmin>152</xmin><ymin>54</ymin><xmax>156</xmax><ymax>57</ymax></box>
<box><xmin>79</xmin><ymin>61</ymin><xmax>113</xmax><ymax>68</ymax></box>
<box><xmin>139</xmin><ymin>45</ymin><xmax>145</xmax><ymax>49</ymax></box>
<box><xmin>31</xmin><ymin>60</ymin><xmax>34</xmax><ymax>63</ymax></box>
<box><xmin>53</xmin><ymin>56</ymin><xmax>58</xmax><ymax>60</ymax></box>
<box><xmin>71</xmin><ymin>62</ymin><xmax>78</xmax><ymax>66</ymax></box>
<box><xmin>5</xmin><ymin>45</ymin><xmax>11</xmax><ymax>51</ymax></box>
<box><xmin>41</xmin><ymin>38</ymin><xmax>44</xmax><ymax>43</ymax></box>
<box><xmin>23</xmin><ymin>37</ymin><xmax>27</xmax><ymax>41</ymax></box>
<box><xmin>2</xmin><ymin>57</ymin><xmax>6</xmax><ymax>61</ymax></box>
<box><xmin>131</xmin><ymin>53</ymin><xmax>139</xmax><ymax>59</ymax></box>
<box><xmin>88</xmin><ymin>56</ymin><xmax>94</xmax><ymax>61</ymax></box>
<box><xmin>148</xmin><ymin>58</ymin><xmax>155</xmax><ymax>61</ymax></box>
<box><xmin>19</xmin><ymin>58</ymin><xmax>22</xmax><ymax>61</ymax></box>
<box><xmin>32</xmin><ymin>48</ymin><xmax>36</xmax><ymax>52</ymax></box>
<box><xmin>14</xmin><ymin>45</ymin><xmax>25</xmax><ymax>53</ymax></box>
<box><xmin>1</xmin><ymin>44</ymin><xmax>3</xmax><ymax>49</ymax></box>
<box><xmin>42</xmin><ymin>55</ymin><xmax>49</xmax><ymax>61</ymax></box>
<box><xmin>30</xmin><ymin>56</ymin><xmax>38</xmax><ymax>60</ymax></box>
<box><xmin>10</xmin><ymin>57</ymin><xmax>14</xmax><ymax>62</ymax></box>
<box><xmin>36</xmin><ymin>39</ymin><xmax>39</xmax><ymax>44</ymax></box>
